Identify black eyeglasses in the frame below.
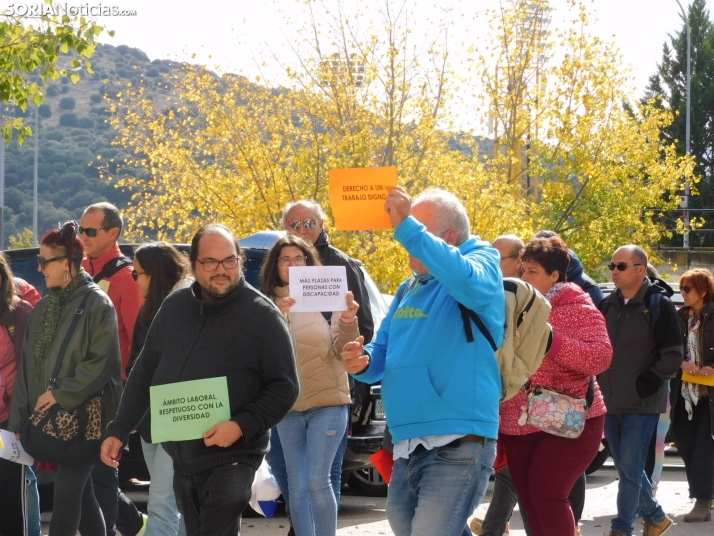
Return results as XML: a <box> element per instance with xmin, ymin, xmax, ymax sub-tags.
<box><xmin>500</xmin><ymin>255</ymin><xmax>519</xmax><ymax>261</ymax></box>
<box><xmin>681</xmin><ymin>285</ymin><xmax>694</xmax><ymax>294</ymax></box>
<box><xmin>131</xmin><ymin>270</ymin><xmax>151</xmax><ymax>281</ymax></box>
<box><xmin>194</xmin><ymin>257</ymin><xmax>240</xmax><ymax>272</ymax></box>
<box><xmin>78</xmin><ymin>226</ymin><xmax>107</xmax><ymax>237</ymax></box>
<box><xmin>286</xmin><ymin>219</ymin><xmax>319</xmax><ymax>231</ymax></box>
<box><xmin>607</xmin><ymin>263</ymin><xmax>643</xmax><ymax>272</ymax></box>
<box><xmin>37</xmin><ymin>254</ymin><xmax>67</xmax><ymax>269</ymax></box>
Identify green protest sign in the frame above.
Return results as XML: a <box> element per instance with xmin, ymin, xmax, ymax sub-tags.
<box><xmin>150</xmin><ymin>377</ymin><xmax>231</xmax><ymax>442</ymax></box>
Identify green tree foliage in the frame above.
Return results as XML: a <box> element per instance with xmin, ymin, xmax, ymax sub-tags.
<box><xmin>59</xmin><ymin>96</ymin><xmax>75</xmax><ymax>110</ymax></box>
<box><xmin>38</xmin><ymin>103</ymin><xmax>52</xmax><ymax>118</ymax></box>
<box><xmin>644</xmin><ymin>0</ymin><xmax>714</xmax><ymax>245</ymax></box>
<box><xmin>0</xmin><ymin>0</ymin><xmax>111</xmax><ymax>142</ymax></box>
<box><xmin>59</xmin><ymin>112</ymin><xmax>77</xmax><ymax>126</ymax></box>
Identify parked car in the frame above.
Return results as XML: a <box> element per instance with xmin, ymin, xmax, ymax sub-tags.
<box><xmin>4</xmin><ymin>231</ymin><xmax>389</xmax><ymax>495</ymax></box>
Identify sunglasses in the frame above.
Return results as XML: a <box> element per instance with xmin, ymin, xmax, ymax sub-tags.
<box><xmin>279</xmin><ymin>255</ymin><xmax>307</xmax><ymax>266</ymax></box>
<box><xmin>37</xmin><ymin>254</ymin><xmax>67</xmax><ymax>269</ymax></box>
<box><xmin>78</xmin><ymin>226</ymin><xmax>107</xmax><ymax>237</ymax></box>
<box><xmin>131</xmin><ymin>270</ymin><xmax>150</xmax><ymax>281</ymax></box>
<box><xmin>681</xmin><ymin>285</ymin><xmax>694</xmax><ymax>294</ymax></box>
<box><xmin>286</xmin><ymin>219</ymin><xmax>319</xmax><ymax>231</ymax></box>
<box><xmin>607</xmin><ymin>263</ymin><xmax>643</xmax><ymax>272</ymax></box>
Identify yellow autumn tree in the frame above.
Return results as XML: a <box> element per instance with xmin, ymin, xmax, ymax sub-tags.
<box><xmin>101</xmin><ymin>0</ymin><xmax>692</xmax><ymax>291</ymax></box>
<box><xmin>103</xmin><ymin>0</ymin><xmax>497</xmax><ymax>291</ymax></box>
<box><xmin>477</xmin><ymin>0</ymin><xmax>695</xmax><ymax>277</ymax></box>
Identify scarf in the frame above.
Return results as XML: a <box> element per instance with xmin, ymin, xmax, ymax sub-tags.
<box><xmin>681</xmin><ymin>310</ymin><xmax>701</xmax><ymax>420</ymax></box>
<box><xmin>31</xmin><ymin>268</ymin><xmax>90</xmax><ymax>381</ymax></box>
<box><xmin>545</xmin><ymin>281</ymin><xmax>567</xmax><ymax>303</ymax></box>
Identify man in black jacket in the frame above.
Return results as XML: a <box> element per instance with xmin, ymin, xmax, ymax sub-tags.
<box><xmin>101</xmin><ymin>224</ymin><xmax>299</xmax><ymax>536</ymax></box>
<box><xmin>599</xmin><ymin>245</ymin><xmax>682</xmax><ymax>536</ymax></box>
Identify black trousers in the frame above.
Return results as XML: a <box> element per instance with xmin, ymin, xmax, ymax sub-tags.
<box><xmin>90</xmin><ymin>460</ymin><xmax>144</xmax><ymax>536</ymax></box>
<box><xmin>673</xmin><ymin>394</ymin><xmax>714</xmax><ymax>500</ymax></box>
<box><xmin>173</xmin><ymin>462</ymin><xmax>255</xmax><ymax>536</ymax></box>
<box><xmin>54</xmin><ymin>462</ymin><xmax>105</xmax><ymax>536</ymax></box>
<box><xmin>0</xmin><ymin>457</ymin><xmax>24</xmax><ymax>536</ymax></box>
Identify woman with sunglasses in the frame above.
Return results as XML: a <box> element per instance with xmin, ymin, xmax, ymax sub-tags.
<box><xmin>499</xmin><ymin>236</ymin><xmax>612</xmax><ymax>536</ymax></box>
<box><xmin>9</xmin><ymin>221</ymin><xmax>122</xmax><ymax>536</ymax></box>
<box><xmin>260</xmin><ymin>235</ymin><xmax>359</xmax><ymax>536</ymax></box>
<box><xmin>670</xmin><ymin>269</ymin><xmax>714</xmax><ymax>522</ymax></box>
<box><xmin>126</xmin><ymin>242</ymin><xmax>192</xmax><ymax>536</ymax></box>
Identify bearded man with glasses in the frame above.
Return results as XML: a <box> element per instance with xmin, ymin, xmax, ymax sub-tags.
<box><xmin>598</xmin><ymin>245</ymin><xmax>683</xmax><ymax>536</ymax></box>
<box><xmin>102</xmin><ymin>224</ymin><xmax>298</xmax><ymax>536</ymax></box>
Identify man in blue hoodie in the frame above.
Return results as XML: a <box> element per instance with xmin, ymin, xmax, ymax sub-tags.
<box><xmin>342</xmin><ymin>187</ymin><xmax>505</xmax><ymax>536</ymax></box>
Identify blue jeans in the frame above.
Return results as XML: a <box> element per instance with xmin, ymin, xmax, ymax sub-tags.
<box><xmin>331</xmin><ymin>426</ymin><xmax>348</xmax><ymax>505</ymax></box>
<box><xmin>604</xmin><ymin>414</ymin><xmax>666</xmax><ymax>535</ymax></box>
<box><xmin>387</xmin><ymin>438</ymin><xmax>496</xmax><ymax>536</ymax></box>
<box><xmin>142</xmin><ymin>439</ymin><xmax>186</xmax><ymax>536</ymax></box>
<box><xmin>25</xmin><ymin>465</ymin><xmax>41</xmax><ymax>536</ymax></box>
<box><xmin>276</xmin><ymin>405</ymin><xmax>349</xmax><ymax>536</ymax></box>
<box><xmin>267</xmin><ymin>424</ymin><xmax>347</xmax><ymax>525</ymax></box>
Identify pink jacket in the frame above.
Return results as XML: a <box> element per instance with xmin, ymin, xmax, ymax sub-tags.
<box><xmin>0</xmin><ymin>299</ymin><xmax>33</xmax><ymax>423</ymax></box>
<box><xmin>500</xmin><ymin>283</ymin><xmax>612</xmax><ymax>435</ymax></box>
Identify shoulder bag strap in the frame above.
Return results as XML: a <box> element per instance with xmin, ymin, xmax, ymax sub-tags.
<box><xmin>93</xmin><ymin>256</ymin><xmax>133</xmax><ymax>284</ymax></box>
<box><xmin>585</xmin><ymin>376</ymin><xmax>595</xmax><ymax>408</ymax></box>
<box><xmin>48</xmin><ymin>294</ymin><xmax>91</xmax><ymax>389</ymax></box>
<box><xmin>458</xmin><ymin>303</ymin><xmax>497</xmax><ymax>351</ymax></box>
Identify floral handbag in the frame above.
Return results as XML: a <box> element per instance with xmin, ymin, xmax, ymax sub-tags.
<box><xmin>522</xmin><ymin>377</ymin><xmax>594</xmax><ymax>439</ymax></box>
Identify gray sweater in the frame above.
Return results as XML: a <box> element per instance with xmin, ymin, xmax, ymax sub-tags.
<box><xmin>107</xmin><ymin>278</ymin><xmax>299</xmax><ymax>474</ymax></box>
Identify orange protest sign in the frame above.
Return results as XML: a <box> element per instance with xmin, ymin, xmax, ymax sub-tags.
<box><xmin>329</xmin><ymin>167</ymin><xmax>398</xmax><ymax>230</ymax></box>
<box><xmin>682</xmin><ymin>370</ymin><xmax>714</xmax><ymax>387</ymax></box>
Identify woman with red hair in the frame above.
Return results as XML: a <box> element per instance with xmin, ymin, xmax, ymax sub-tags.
<box><xmin>671</xmin><ymin>268</ymin><xmax>714</xmax><ymax>523</ymax></box>
<box><xmin>9</xmin><ymin>221</ymin><xmax>122</xmax><ymax>536</ymax></box>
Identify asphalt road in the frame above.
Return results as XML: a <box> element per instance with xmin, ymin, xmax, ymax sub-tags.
<box><xmin>41</xmin><ymin>457</ymin><xmax>713</xmax><ymax>535</ymax></box>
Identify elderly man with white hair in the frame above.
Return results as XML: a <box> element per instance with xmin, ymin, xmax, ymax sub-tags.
<box><xmin>342</xmin><ymin>187</ymin><xmax>505</xmax><ymax>536</ymax></box>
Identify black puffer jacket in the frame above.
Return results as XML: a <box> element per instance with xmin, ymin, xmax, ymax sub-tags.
<box><xmin>671</xmin><ymin>301</ymin><xmax>714</xmax><ymax>437</ymax></box>
<box><xmin>567</xmin><ymin>250</ymin><xmax>604</xmax><ymax>308</ymax></box>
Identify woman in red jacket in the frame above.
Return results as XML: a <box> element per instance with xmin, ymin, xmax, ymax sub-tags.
<box><xmin>499</xmin><ymin>236</ymin><xmax>612</xmax><ymax>536</ymax></box>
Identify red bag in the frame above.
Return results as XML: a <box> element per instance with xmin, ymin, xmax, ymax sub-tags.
<box><xmin>369</xmin><ymin>449</ymin><xmax>394</xmax><ymax>484</ymax></box>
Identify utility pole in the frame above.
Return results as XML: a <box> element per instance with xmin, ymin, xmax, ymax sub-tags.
<box><xmin>675</xmin><ymin>0</ymin><xmax>691</xmax><ymax>248</ymax></box>
<box><xmin>0</xmin><ymin>102</ymin><xmax>16</xmax><ymax>249</ymax></box>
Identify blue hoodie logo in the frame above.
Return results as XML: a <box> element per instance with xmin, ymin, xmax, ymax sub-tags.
<box><xmin>394</xmin><ymin>306</ymin><xmax>429</xmax><ymax>319</ymax></box>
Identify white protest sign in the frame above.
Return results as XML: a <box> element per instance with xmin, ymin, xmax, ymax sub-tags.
<box><xmin>0</xmin><ymin>429</ymin><xmax>34</xmax><ymax>465</ymax></box>
<box><xmin>288</xmin><ymin>266</ymin><xmax>348</xmax><ymax>313</ymax></box>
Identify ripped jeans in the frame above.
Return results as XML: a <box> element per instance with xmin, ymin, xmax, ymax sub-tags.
<box><xmin>276</xmin><ymin>404</ymin><xmax>349</xmax><ymax>536</ymax></box>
